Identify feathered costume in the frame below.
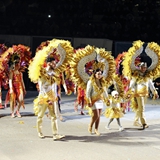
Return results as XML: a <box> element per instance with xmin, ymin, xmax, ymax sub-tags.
<box><xmin>70</xmin><ymin>45</ymin><xmax>115</xmax><ymax>116</ymax></box>
<box><xmin>28</xmin><ymin>39</ymin><xmax>73</xmax><ymax>115</ymax></box>
<box><xmin>0</xmin><ymin>44</ymin><xmax>31</xmax><ymax>110</ymax></box>
<box><xmin>28</xmin><ymin>39</ymin><xmax>73</xmax><ymax>137</ymax></box>
<box><xmin>104</xmin><ymin>95</ymin><xmax>124</xmax><ymax>119</ymax></box>
<box><xmin>104</xmin><ymin>90</ymin><xmax>125</xmax><ymax>131</ymax></box>
<box><xmin>122</xmin><ymin>40</ymin><xmax>160</xmax><ymax>111</ymax></box>
<box><xmin>122</xmin><ymin>40</ymin><xmax>160</xmax><ymax>128</ymax></box>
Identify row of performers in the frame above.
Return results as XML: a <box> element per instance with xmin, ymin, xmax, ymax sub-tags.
<box><xmin>0</xmin><ymin>39</ymin><xmax>159</xmax><ymax>139</ymax></box>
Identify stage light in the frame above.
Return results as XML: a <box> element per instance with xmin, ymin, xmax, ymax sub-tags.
<box><xmin>48</xmin><ymin>15</ymin><xmax>51</xmax><ymax>18</ymax></box>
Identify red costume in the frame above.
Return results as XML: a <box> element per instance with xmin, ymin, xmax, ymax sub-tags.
<box><xmin>5</xmin><ymin>71</ymin><xmax>25</xmax><ymax>110</ymax></box>
<box><xmin>74</xmin><ymin>86</ymin><xmax>87</xmax><ymax>115</ymax></box>
<box><xmin>0</xmin><ymin>44</ymin><xmax>31</xmax><ymax>117</ymax></box>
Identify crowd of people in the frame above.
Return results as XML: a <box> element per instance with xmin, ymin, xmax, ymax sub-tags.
<box><xmin>0</xmin><ymin>39</ymin><xmax>160</xmax><ymax>141</ymax></box>
<box><xmin>0</xmin><ymin>0</ymin><xmax>160</xmax><ymax>42</ymax></box>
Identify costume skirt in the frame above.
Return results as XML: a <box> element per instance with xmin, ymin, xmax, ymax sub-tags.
<box><xmin>104</xmin><ymin>107</ymin><xmax>124</xmax><ymax>118</ymax></box>
<box><xmin>92</xmin><ymin>100</ymin><xmax>104</xmax><ymax>110</ymax></box>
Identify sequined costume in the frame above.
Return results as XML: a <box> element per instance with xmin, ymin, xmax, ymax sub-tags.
<box><xmin>122</xmin><ymin>40</ymin><xmax>160</xmax><ymax>129</ymax></box>
<box><xmin>33</xmin><ymin>68</ymin><xmax>59</xmax><ymax>137</ymax></box>
<box><xmin>86</xmin><ymin>78</ymin><xmax>108</xmax><ymax>110</ymax></box>
<box><xmin>129</xmin><ymin>71</ymin><xmax>158</xmax><ymax>127</ymax></box>
<box><xmin>104</xmin><ymin>97</ymin><xmax>124</xmax><ymax>119</ymax></box>
<box><xmin>74</xmin><ymin>86</ymin><xmax>86</xmax><ymax>115</ymax></box>
<box><xmin>76</xmin><ymin>87</ymin><xmax>86</xmax><ymax>105</ymax></box>
<box><xmin>1</xmin><ymin>44</ymin><xmax>31</xmax><ymax>117</ymax></box>
<box><xmin>28</xmin><ymin>39</ymin><xmax>73</xmax><ymax>139</ymax></box>
<box><xmin>104</xmin><ymin>90</ymin><xmax>125</xmax><ymax>131</ymax></box>
<box><xmin>5</xmin><ymin>71</ymin><xmax>25</xmax><ymax>110</ymax></box>
<box><xmin>70</xmin><ymin>45</ymin><xmax>115</xmax><ymax>135</ymax></box>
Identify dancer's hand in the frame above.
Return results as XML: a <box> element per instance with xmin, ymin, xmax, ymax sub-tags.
<box><xmin>24</xmin><ymin>90</ymin><xmax>26</xmax><ymax>95</ymax></box>
<box><xmin>88</xmin><ymin>103</ymin><xmax>92</xmax><ymax>107</ymax></box>
<box><xmin>127</xmin><ymin>94</ymin><xmax>131</xmax><ymax>98</ymax></box>
<box><xmin>10</xmin><ymin>88</ymin><xmax>13</xmax><ymax>94</ymax></box>
<box><xmin>65</xmin><ymin>90</ymin><xmax>68</xmax><ymax>95</ymax></box>
<box><xmin>47</xmin><ymin>100</ymin><xmax>53</xmax><ymax>105</ymax></box>
<box><xmin>155</xmin><ymin>94</ymin><xmax>159</xmax><ymax>99</ymax></box>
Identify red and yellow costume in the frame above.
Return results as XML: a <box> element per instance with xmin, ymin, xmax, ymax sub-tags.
<box><xmin>5</xmin><ymin>71</ymin><xmax>25</xmax><ymax>109</ymax></box>
<box><xmin>77</xmin><ymin>87</ymin><xmax>86</xmax><ymax>104</ymax></box>
<box><xmin>74</xmin><ymin>86</ymin><xmax>87</xmax><ymax>114</ymax></box>
<box><xmin>0</xmin><ymin>44</ymin><xmax>31</xmax><ymax>117</ymax></box>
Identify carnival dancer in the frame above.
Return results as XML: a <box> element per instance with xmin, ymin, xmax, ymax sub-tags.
<box><xmin>28</xmin><ymin>39</ymin><xmax>73</xmax><ymax>140</ymax></box>
<box><xmin>104</xmin><ymin>90</ymin><xmax>128</xmax><ymax>131</ymax></box>
<box><xmin>45</xmin><ymin>69</ymin><xmax>68</xmax><ymax>120</ymax></box>
<box><xmin>8</xmin><ymin>55</ymin><xmax>26</xmax><ymax>118</ymax></box>
<box><xmin>122</xmin><ymin>40</ymin><xmax>159</xmax><ymax>129</ymax></box>
<box><xmin>70</xmin><ymin>46</ymin><xmax>115</xmax><ymax>136</ymax></box>
<box><xmin>35</xmin><ymin>57</ymin><xmax>65</xmax><ymax>140</ymax></box>
<box><xmin>1</xmin><ymin>44</ymin><xmax>31</xmax><ymax>117</ymax></box>
<box><xmin>86</xmin><ymin>67</ymin><xmax>109</xmax><ymax>136</ymax></box>
<box><xmin>74</xmin><ymin>85</ymin><xmax>86</xmax><ymax>115</ymax></box>
<box><xmin>35</xmin><ymin>41</ymin><xmax>68</xmax><ymax>121</ymax></box>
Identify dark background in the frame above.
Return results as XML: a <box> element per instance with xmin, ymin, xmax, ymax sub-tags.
<box><xmin>0</xmin><ymin>0</ymin><xmax>160</xmax><ymax>43</ymax></box>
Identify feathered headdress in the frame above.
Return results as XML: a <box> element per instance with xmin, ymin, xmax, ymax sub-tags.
<box><xmin>92</xmin><ymin>61</ymin><xmax>105</xmax><ymax>72</ymax></box>
<box><xmin>70</xmin><ymin>45</ymin><xmax>96</xmax><ymax>89</ymax></box>
<box><xmin>1</xmin><ymin>44</ymin><xmax>31</xmax><ymax>72</ymax></box>
<box><xmin>122</xmin><ymin>40</ymin><xmax>144</xmax><ymax>79</ymax></box>
<box><xmin>28</xmin><ymin>39</ymin><xmax>73</xmax><ymax>83</ymax></box>
<box><xmin>122</xmin><ymin>40</ymin><xmax>160</xmax><ymax>80</ymax></box>
<box><xmin>96</xmin><ymin>48</ymin><xmax>116</xmax><ymax>87</ymax></box>
<box><xmin>70</xmin><ymin>45</ymin><xmax>115</xmax><ymax>89</ymax></box>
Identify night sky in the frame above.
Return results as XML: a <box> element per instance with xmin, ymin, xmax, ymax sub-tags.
<box><xmin>0</xmin><ymin>0</ymin><xmax>160</xmax><ymax>43</ymax></box>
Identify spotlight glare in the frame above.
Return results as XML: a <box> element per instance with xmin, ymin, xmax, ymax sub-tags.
<box><xmin>48</xmin><ymin>14</ymin><xmax>51</xmax><ymax>18</ymax></box>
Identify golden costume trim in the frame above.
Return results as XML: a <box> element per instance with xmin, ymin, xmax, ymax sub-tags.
<box><xmin>70</xmin><ymin>45</ymin><xmax>96</xmax><ymax>89</ymax></box>
<box><xmin>122</xmin><ymin>40</ymin><xmax>144</xmax><ymax>79</ymax></box>
<box><xmin>122</xmin><ymin>40</ymin><xmax>160</xmax><ymax>112</ymax></box>
<box><xmin>28</xmin><ymin>39</ymin><xmax>73</xmax><ymax>83</ymax></box>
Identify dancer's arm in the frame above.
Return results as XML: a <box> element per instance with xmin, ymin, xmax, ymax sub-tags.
<box><xmin>149</xmin><ymin>79</ymin><xmax>158</xmax><ymax>99</ymax></box>
<box><xmin>9</xmin><ymin>71</ymin><xmax>13</xmax><ymax>94</ymax></box>
<box><xmin>86</xmin><ymin>80</ymin><xmax>92</xmax><ymax>107</ymax></box>
<box><xmin>61</xmin><ymin>73</ymin><xmax>68</xmax><ymax>94</ymax></box>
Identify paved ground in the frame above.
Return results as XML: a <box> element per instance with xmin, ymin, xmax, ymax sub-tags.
<box><xmin>0</xmin><ymin>91</ymin><xmax>160</xmax><ymax>160</ymax></box>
